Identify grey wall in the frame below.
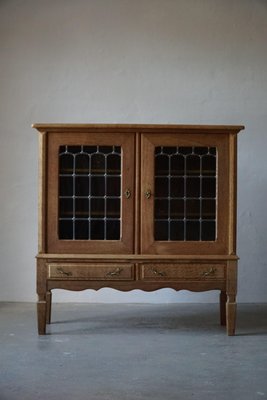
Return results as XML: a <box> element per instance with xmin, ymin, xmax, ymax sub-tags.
<box><xmin>1</xmin><ymin>0</ymin><xmax>266</xmax><ymax>303</ymax></box>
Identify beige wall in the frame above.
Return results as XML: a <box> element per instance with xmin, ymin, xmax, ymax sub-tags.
<box><xmin>1</xmin><ymin>0</ymin><xmax>267</xmax><ymax>302</ymax></box>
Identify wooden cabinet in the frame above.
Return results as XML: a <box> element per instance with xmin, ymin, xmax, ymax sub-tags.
<box><xmin>33</xmin><ymin>124</ymin><xmax>244</xmax><ymax>335</ymax></box>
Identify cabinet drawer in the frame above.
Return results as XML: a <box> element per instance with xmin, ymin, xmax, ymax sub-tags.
<box><xmin>141</xmin><ymin>263</ymin><xmax>225</xmax><ymax>281</ymax></box>
<box><xmin>48</xmin><ymin>263</ymin><xmax>134</xmax><ymax>280</ymax></box>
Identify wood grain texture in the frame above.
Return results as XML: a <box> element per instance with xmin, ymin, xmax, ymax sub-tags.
<box><xmin>46</xmin><ymin>291</ymin><xmax>52</xmax><ymax>324</ymax></box>
<box><xmin>32</xmin><ymin>123</ymin><xmax>244</xmax><ymax>134</ymax></box>
<box><xmin>47</xmin><ymin>280</ymin><xmax>226</xmax><ymax>292</ymax></box>
<box><xmin>48</xmin><ymin>263</ymin><xmax>135</xmax><ymax>280</ymax></box>
<box><xmin>226</xmin><ymin>260</ymin><xmax>238</xmax><ymax>335</ymax></box>
<box><xmin>228</xmin><ymin>133</ymin><xmax>238</xmax><ymax>254</ymax></box>
<box><xmin>220</xmin><ymin>291</ymin><xmax>227</xmax><ymax>326</ymax></box>
<box><xmin>38</xmin><ymin>132</ymin><xmax>47</xmax><ymax>253</ymax></box>
<box><xmin>140</xmin><ymin>263</ymin><xmax>225</xmax><ymax>281</ymax></box>
<box><xmin>36</xmin><ymin>254</ymin><xmax>239</xmax><ymax>260</ymax></box>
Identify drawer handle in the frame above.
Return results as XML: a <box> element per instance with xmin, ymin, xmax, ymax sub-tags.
<box><xmin>56</xmin><ymin>267</ymin><xmax>72</xmax><ymax>277</ymax></box>
<box><xmin>152</xmin><ymin>268</ymin><xmax>166</xmax><ymax>277</ymax></box>
<box><xmin>202</xmin><ymin>267</ymin><xmax>216</xmax><ymax>277</ymax></box>
<box><xmin>106</xmin><ymin>267</ymin><xmax>123</xmax><ymax>277</ymax></box>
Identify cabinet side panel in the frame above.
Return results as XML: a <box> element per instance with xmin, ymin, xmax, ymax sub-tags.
<box><xmin>228</xmin><ymin>134</ymin><xmax>238</xmax><ymax>255</ymax></box>
<box><xmin>38</xmin><ymin>132</ymin><xmax>47</xmax><ymax>253</ymax></box>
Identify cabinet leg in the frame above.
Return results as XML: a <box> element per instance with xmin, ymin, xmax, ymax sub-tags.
<box><xmin>220</xmin><ymin>291</ymin><xmax>227</xmax><ymax>326</ymax></box>
<box><xmin>226</xmin><ymin>294</ymin><xmax>236</xmax><ymax>336</ymax></box>
<box><xmin>226</xmin><ymin>260</ymin><xmax>237</xmax><ymax>336</ymax></box>
<box><xmin>37</xmin><ymin>295</ymin><xmax>47</xmax><ymax>335</ymax></box>
<box><xmin>46</xmin><ymin>291</ymin><xmax>52</xmax><ymax>324</ymax></box>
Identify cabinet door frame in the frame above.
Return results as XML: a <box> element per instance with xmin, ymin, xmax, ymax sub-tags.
<box><xmin>46</xmin><ymin>131</ymin><xmax>135</xmax><ymax>254</ymax></box>
<box><xmin>140</xmin><ymin>132</ymin><xmax>232</xmax><ymax>255</ymax></box>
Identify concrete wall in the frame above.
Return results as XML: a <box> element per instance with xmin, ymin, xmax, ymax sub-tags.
<box><xmin>1</xmin><ymin>0</ymin><xmax>266</xmax><ymax>303</ymax></box>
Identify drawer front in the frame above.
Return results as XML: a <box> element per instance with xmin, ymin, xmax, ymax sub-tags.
<box><xmin>48</xmin><ymin>263</ymin><xmax>134</xmax><ymax>280</ymax></box>
<box><xmin>141</xmin><ymin>263</ymin><xmax>225</xmax><ymax>281</ymax></box>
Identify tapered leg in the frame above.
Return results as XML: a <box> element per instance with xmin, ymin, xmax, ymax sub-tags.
<box><xmin>220</xmin><ymin>291</ymin><xmax>227</xmax><ymax>326</ymax></box>
<box><xmin>37</xmin><ymin>295</ymin><xmax>47</xmax><ymax>335</ymax></box>
<box><xmin>36</xmin><ymin>259</ymin><xmax>48</xmax><ymax>334</ymax></box>
<box><xmin>226</xmin><ymin>260</ymin><xmax>237</xmax><ymax>335</ymax></box>
<box><xmin>226</xmin><ymin>294</ymin><xmax>236</xmax><ymax>336</ymax></box>
<box><xmin>46</xmin><ymin>291</ymin><xmax>52</xmax><ymax>324</ymax></box>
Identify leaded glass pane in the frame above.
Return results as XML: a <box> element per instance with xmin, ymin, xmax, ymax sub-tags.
<box><xmin>75</xmin><ymin>220</ymin><xmax>89</xmax><ymax>240</ymax></box>
<box><xmin>155</xmin><ymin>177</ymin><xmax>169</xmax><ymax>197</ymax></box>
<box><xmin>171</xmin><ymin>155</ymin><xmax>185</xmax><ymax>176</ymax></box>
<box><xmin>106</xmin><ymin>220</ymin><xmax>120</xmax><ymax>240</ymax></box>
<box><xmin>154</xmin><ymin>146</ymin><xmax>217</xmax><ymax>241</ymax></box>
<box><xmin>59</xmin><ymin>220</ymin><xmax>73</xmax><ymax>240</ymax></box>
<box><xmin>75</xmin><ymin>176</ymin><xmax>90</xmax><ymax>196</ymax></box>
<box><xmin>154</xmin><ymin>221</ymin><xmax>169</xmax><ymax>241</ymax></box>
<box><xmin>170</xmin><ymin>177</ymin><xmax>184</xmax><ymax>197</ymax></box>
<box><xmin>107</xmin><ymin>154</ymin><xmax>121</xmax><ymax>174</ymax></box>
<box><xmin>58</xmin><ymin>145</ymin><xmax>121</xmax><ymax>240</ymax></box>
<box><xmin>91</xmin><ymin>154</ymin><xmax>105</xmax><ymax>174</ymax></box>
<box><xmin>59</xmin><ymin>176</ymin><xmax>73</xmax><ymax>196</ymax></box>
<box><xmin>170</xmin><ymin>221</ymin><xmax>184</xmax><ymax>241</ymax></box>
<box><xmin>75</xmin><ymin>154</ymin><xmax>89</xmax><ymax>174</ymax></box>
<box><xmin>186</xmin><ymin>221</ymin><xmax>200</xmax><ymax>241</ymax></box>
<box><xmin>59</xmin><ymin>198</ymin><xmax>73</xmax><ymax>218</ymax></box>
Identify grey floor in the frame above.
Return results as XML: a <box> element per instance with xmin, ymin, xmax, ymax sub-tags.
<box><xmin>0</xmin><ymin>302</ymin><xmax>267</xmax><ymax>400</ymax></box>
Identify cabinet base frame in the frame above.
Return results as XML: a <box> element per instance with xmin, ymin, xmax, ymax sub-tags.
<box><xmin>36</xmin><ymin>256</ymin><xmax>237</xmax><ymax>336</ymax></box>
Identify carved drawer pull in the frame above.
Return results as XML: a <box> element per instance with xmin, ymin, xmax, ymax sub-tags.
<box><xmin>56</xmin><ymin>267</ymin><xmax>72</xmax><ymax>276</ymax></box>
<box><xmin>106</xmin><ymin>267</ymin><xmax>123</xmax><ymax>277</ymax></box>
<box><xmin>152</xmin><ymin>268</ymin><xmax>166</xmax><ymax>277</ymax></box>
<box><xmin>201</xmin><ymin>267</ymin><xmax>216</xmax><ymax>277</ymax></box>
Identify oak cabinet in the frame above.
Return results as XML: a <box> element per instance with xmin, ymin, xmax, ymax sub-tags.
<box><xmin>33</xmin><ymin>124</ymin><xmax>244</xmax><ymax>335</ymax></box>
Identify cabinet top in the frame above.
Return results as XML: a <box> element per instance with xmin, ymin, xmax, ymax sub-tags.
<box><xmin>32</xmin><ymin>123</ymin><xmax>244</xmax><ymax>134</ymax></box>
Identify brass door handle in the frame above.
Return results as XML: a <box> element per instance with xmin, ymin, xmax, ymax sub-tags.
<box><xmin>145</xmin><ymin>190</ymin><xmax>152</xmax><ymax>199</ymax></box>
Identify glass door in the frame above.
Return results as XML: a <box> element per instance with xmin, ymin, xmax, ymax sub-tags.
<box><xmin>140</xmin><ymin>133</ymin><xmax>230</xmax><ymax>255</ymax></box>
<box><xmin>47</xmin><ymin>132</ymin><xmax>135</xmax><ymax>254</ymax></box>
